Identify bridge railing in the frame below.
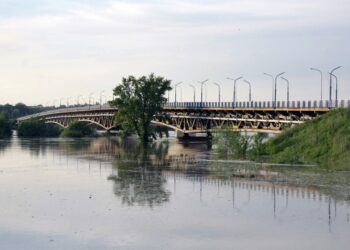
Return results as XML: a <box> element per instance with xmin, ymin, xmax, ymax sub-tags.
<box><xmin>17</xmin><ymin>104</ymin><xmax>113</xmax><ymax>121</ymax></box>
<box><xmin>164</xmin><ymin>100</ymin><xmax>350</xmax><ymax>109</ymax></box>
<box><xmin>17</xmin><ymin>100</ymin><xmax>350</xmax><ymax>122</ymax></box>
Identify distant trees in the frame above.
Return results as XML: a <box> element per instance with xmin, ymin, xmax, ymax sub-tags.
<box><xmin>110</xmin><ymin>73</ymin><xmax>172</xmax><ymax>143</ymax></box>
<box><xmin>0</xmin><ymin>113</ymin><xmax>12</xmax><ymax>138</ymax></box>
<box><xmin>17</xmin><ymin>119</ymin><xmax>61</xmax><ymax>137</ymax></box>
<box><xmin>0</xmin><ymin>103</ymin><xmax>51</xmax><ymax>120</ymax></box>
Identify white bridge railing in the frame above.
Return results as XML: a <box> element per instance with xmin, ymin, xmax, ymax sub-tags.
<box><xmin>165</xmin><ymin>100</ymin><xmax>350</xmax><ymax>109</ymax></box>
<box><xmin>18</xmin><ymin>99</ymin><xmax>349</xmax><ymax>122</ymax></box>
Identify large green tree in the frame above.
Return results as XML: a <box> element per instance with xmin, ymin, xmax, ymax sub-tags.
<box><xmin>110</xmin><ymin>74</ymin><xmax>171</xmax><ymax>142</ymax></box>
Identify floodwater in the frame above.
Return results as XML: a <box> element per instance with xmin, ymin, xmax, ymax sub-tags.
<box><xmin>0</xmin><ymin>136</ymin><xmax>349</xmax><ymax>250</ymax></box>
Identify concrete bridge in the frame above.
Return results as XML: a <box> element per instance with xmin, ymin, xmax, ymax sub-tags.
<box><xmin>17</xmin><ymin>99</ymin><xmax>350</xmax><ymax>134</ymax></box>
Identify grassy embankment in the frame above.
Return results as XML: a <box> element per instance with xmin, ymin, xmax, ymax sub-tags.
<box><xmin>264</xmin><ymin>108</ymin><xmax>350</xmax><ymax>168</ymax></box>
<box><xmin>214</xmin><ymin>108</ymin><xmax>350</xmax><ymax>169</ymax></box>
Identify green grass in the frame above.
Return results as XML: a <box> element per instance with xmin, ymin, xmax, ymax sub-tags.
<box><xmin>264</xmin><ymin>108</ymin><xmax>350</xmax><ymax>169</ymax></box>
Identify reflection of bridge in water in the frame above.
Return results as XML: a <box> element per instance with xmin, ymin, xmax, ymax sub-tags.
<box><xmin>12</xmin><ymin>136</ymin><xmax>350</xmax><ymax>233</ymax></box>
<box><xmin>18</xmin><ymin>100</ymin><xmax>350</xmax><ymax>134</ymax></box>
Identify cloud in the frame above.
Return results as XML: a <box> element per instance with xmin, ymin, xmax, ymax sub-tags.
<box><xmin>0</xmin><ymin>0</ymin><xmax>349</xmax><ymax>104</ymax></box>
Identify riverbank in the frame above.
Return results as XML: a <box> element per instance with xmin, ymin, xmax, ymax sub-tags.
<box><xmin>264</xmin><ymin>108</ymin><xmax>350</xmax><ymax>169</ymax></box>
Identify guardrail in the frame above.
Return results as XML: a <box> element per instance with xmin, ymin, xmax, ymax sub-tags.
<box><xmin>18</xmin><ymin>100</ymin><xmax>349</xmax><ymax>121</ymax></box>
<box><xmin>17</xmin><ymin>104</ymin><xmax>114</xmax><ymax>121</ymax></box>
<box><xmin>165</xmin><ymin>100</ymin><xmax>350</xmax><ymax>109</ymax></box>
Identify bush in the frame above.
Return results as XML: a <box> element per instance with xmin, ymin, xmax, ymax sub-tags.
<box><xmin>18</xmin><ymin>119</ymin><xmax>61</xmax><ymax>137</ymax></box>
<box><xmin>0</xmin><ymin>112</ymin><xmax>12</xmax><ymax>138</ymax></box>
<box><xmin>60</xmin><ymin>121</ymin><xmax>94</xmax><ymax>138</ymax></box>
<box><xmin>213</xmin><ymin>129</ymin><xmax>250</xmax><ymax>159</ymax></box>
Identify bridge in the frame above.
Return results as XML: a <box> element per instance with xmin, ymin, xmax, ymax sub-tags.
<box><xmin>17</xmin><ymin>99</ymin><xmax>350</xmax><ymax>135</ymax></box>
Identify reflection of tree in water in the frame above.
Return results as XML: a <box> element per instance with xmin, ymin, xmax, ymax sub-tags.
<box><xmin>108</xmin><ymin>140</ymin><xmax>171</xmax><ymax>207</ymax></box>
<box><xmin>0</xmin><ymin>139</ymin><xmax>11</xmax><ymax>154</ymax></box>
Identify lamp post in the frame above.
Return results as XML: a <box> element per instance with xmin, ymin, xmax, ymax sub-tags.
<box><xmin>310</xmin><ymin>68</ymin><xmax>323</xmax><ymax>101</ymax></box>
<box><xmin>59</xmin><ymin>98</ymin><xmax>65</xmax><ymax>108</ymax></box>
<box><xmin>198</xmin><ymin>79</ymin><xmax>209</xmax><ymax>107</ymax></box>
<box><xmin>212</xmin><ymin>82</ymin><xmax>221</xmax><ymax>103</ymax></box>
<box><xmin>189</xmin><ymin>84</ymin><xmax>196</xmax><ymax>102</ymax></box>
<box><xmin>329</xmin><ymin>66</ymin><xmax>341</xmax><ymax>107</ymax></box>
<box><xmin>174</xmin><ymin>82</ymin><xmax>182</xmax><ymax>106</ymax></box>
<box><xmin>330</xmin><ymin>73</ymin><xmax>338</xmax><ymax>107</ymax></box>
<box><xmin>89</xmin><ymin>92</ymin><xmax>95</xmax><ymax>109</ymax></box>
<box><xmin>274</xmin><ymin>72</ymin><xmax>285</xmax><ymax>107</ymax></box>
<box><xmin>227</xmin><ymin>76</ymin><xmax>242</xmax><ymax>106</ymax></box>
<box><xmin>280</xmin><ymin>77</ymin><xmax>290</xmax><ymax>107</ymax></box>
<box><xmin>100</xmin><ymin>90</ymin><xmax>105</xmax><ymax>108</ymax></box>
<box><xmin>178</xmin><ymin>85</ymin><xmax>183</xmax><ymax>102</ymax></box>
<box><xmin>66</xmin><ymin>97</ymin><xmax>71</xmax><ymax>111</ymax></box>
<box><xmin>243</xmin><ymin>80</ymin><xmax>252</xmax><ymax>102</ymax></box>
<box><xmin>263</xmin><ymin>73</ymin><xmax>274</xmax><ymax>103</ymax></box>
<box><xmin>77</xmin><ymin>95</ymin><xmax>82</xmax><ymax>106</ymax></box>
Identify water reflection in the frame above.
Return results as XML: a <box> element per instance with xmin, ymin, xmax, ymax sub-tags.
<box><xmin>0</xmin><ymin>139</ymin><xmax>11</xmax><ymax>154</ymax></box>
<box><xmin>1</xmin><ymin>136</ymin><xmax>350</xmax><ymax>249</ymax></box>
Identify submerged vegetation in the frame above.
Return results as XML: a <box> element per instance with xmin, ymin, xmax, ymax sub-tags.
<box><xmin>0</xmin><ymin>113</ymin><xmax>12</xmax><ymax>138</ymax></box>
<box><xmin>213</xmin><ymin>108</ymin><xmax>350</xmax><ymax>169</ymax></box>
<box><xmin>17</xmin><ymin>118</ymin><xmax>62</xmax><ymax>137</ymax></box>
<box><xmin>110</xmin><ymin>73</ymin><xmax>172</xmax><ymax>143</ymax></box>
<box><xmin>60</xmin><ymin>121</ymin><xmax>95</xmax><ymax>138</ymax></box>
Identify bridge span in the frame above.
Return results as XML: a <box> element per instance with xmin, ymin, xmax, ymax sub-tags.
<box><xmin>17</xmin><ymin>100</ymin><xmax>350</xmax><ymax>134</ymax></box>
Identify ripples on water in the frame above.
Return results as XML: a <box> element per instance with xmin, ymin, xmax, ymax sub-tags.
<box><xmin>0</xmin><ymin>136</ymin><xmax>349</xmax><ymax>250</ymax></box>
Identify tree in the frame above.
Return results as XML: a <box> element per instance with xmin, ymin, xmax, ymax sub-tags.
<box><xmin>60</xmin><ymin>121</ymin><xmax>94</xmax><ymax>138</ymax></box>
<box><xmin>110</xmin><ymin>73</ymin><xmax>172</xmax><ymax>142</ymax></box>
<box><xmin>17</xmin><ymin>118</ymin><xmax>61</xmax><ymax>137</ymax></box>
<box><xmin>0</xmin><ymin>112</ymin><xmax>12</xmax><ymax>138</ymax></box>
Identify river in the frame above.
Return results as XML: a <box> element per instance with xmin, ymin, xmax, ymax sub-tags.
<box><xmin>0</xmin><ymin>136</ymin><xmax>349</xmax><ymax>250</ymax></box>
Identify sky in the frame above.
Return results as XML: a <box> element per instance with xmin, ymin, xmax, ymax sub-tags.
<box><xmin>0</xmin><ymin>0</ymin><xmax>349</xmax><ymax>105</ymax></box>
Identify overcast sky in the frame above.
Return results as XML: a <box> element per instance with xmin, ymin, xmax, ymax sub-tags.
<box><xmin>0</xmin><ymin>0</ymin><xmax>349</xmax><ymax>105</ymax></box>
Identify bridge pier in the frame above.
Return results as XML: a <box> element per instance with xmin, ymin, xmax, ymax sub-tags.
<box><xmin>176</xmin><ymin>131</ymin><xmax>212</xmax><ymax>141</ymax></box>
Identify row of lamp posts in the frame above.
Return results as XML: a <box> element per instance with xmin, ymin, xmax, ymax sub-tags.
<box><xmin>170</xmin><ymin>66</ymin><xmax>341</xmax><ymax>108</ymax></box>
<box><xmin>52</xmin><ymin>91</ymin><xmax>109</xmax><ymax>110</ymax></box>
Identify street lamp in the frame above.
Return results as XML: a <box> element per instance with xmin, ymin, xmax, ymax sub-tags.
<box><xmin>263</xmin><ymin>73</ymin><xmax>274</xmax><ymax>103</ymax></box>
<box><xmin>212</xmin><ymin>82</ymin><xmax>221</xmax><ymax>103</ymax></box>
<box><xmin>198</xmin><ymin>79</ymin><xmax>209</xmax><ymax>107</ymax></box>
<box><xmin>66</xmin><ymin>97</ymin><xmax>72</xmax><ymax>111</ymax></box>
<box><xmin>59</xmin><ymin>98</ymin><xmax>65</xmax><ymax>108</ymax></box>
<box><xmin>280</xmin><ymin>77</ymin><xmax>290</xmax><ymax>107</ymax></box>
<box><xmin>329</xmin><ymin>66</ymin><xmax>341</xmax><ymax>107</ymax></box>
<box><xmin>274</xmin><ymin>72</ymin><xmax>285</xmax><ymax>107</ymax></box>
<box><xmin>330</xmin><ymin>73</ymin><xmax>338</xmax><ymax>107</ymax></box>
<box><xmin>100</xmin><ymin>90</ymin><xmax>105</xmax><ymax>108</ymax></box>
<box><xmin>310</xmin><ymin>68</ymin><xmax>323</xmax><ymax>101</ymax></box>
<box><xmin>189</xmin><ymin>84</ymin><xmax>196</xmax><ymax>102</ymax></box>
<box><xmin>243</xmin><ymin>80</ymin><xmax>252</xmax><ymax>102</ymax></box>
<box><xmin>227</xmin><ymin>76</ymin><xmax>242</xmax><ymax>105</ymax></box>
<box><xmin>174</xmin><ymin>82</ymin><xmax>182</xmax><ymax>105</ymax></box>
<box><xmin>77</xmin><ymin>95</ymin><xmax>82</xmax><ymax>106</ymax></box>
